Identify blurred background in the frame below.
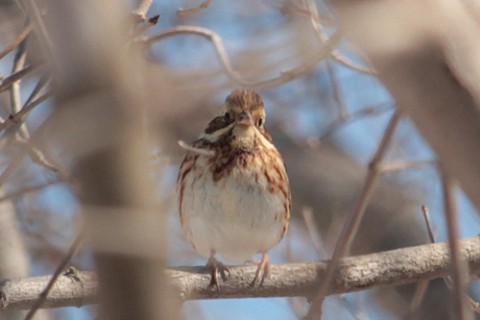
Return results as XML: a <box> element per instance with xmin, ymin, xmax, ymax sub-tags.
<box><xmin>0</xmin><ymin>0</ymin><xmax>479</xmax><ymax>319</ymax></box>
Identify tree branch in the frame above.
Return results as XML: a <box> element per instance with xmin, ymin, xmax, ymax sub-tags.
<box><xmin>143</xmin><ymin>26</ymin><xmax>342</xmax><ymax>89</ymax></box>
<box><xmin>1</xmin><ymin>236</ymin><xmax>480</xmax><ymax>310</ymax></box>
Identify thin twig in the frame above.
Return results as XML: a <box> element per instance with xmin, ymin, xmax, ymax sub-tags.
<box><xmin>302</xmin><ymin>208</ymin><xmax>366</xmax><ymax>320</ymax></box>
<box><xmin>441</xmin><ymin>171</ymin><xmax>472</xmax><ymax>320</ymax></box>
<box><xmin>0</xmin><ymin>112</ymin><xmax>56</xmax><ymax>187</ymax></box>
<box><xmin>26</xmin><ymin>0</ymin><xmax>57</xmax><ymax>63</ymax></box>
<box><xmin>403</xmin><ymin>205</ymin><xmax>435</xmax><ymax>320</ymax></box>
<box><xmin>421</xmin><ymin>205</ymin><xmax>436</xmax><ymax>243</ymax></box>
<box><xmin>285</xmin><ymin>226</ymin><xmax>308</xmax><ymax>318</ymax></box>
<box><xmin>422</xmin><ymin>205</ymin><xmax>480</xmax><ymax>315</ymax></box>
<box><xmin>403</xmin><ymin>280</ymin><xmax>430</xmax><ymax>320</ymax></box>
<box><xmin>14</xmin><ymin>91</ymin><xmax>51</xmax><ymax>123</ymax></box>
<box><xmin>24</xmin><ymin>231</ymin><xmax>85</xmax><ymax>320</ymax></box>
<box><xmin>0</xmin><ymin>91</ymin><xmax>51</xmax><ymax>133</ymax></box>
<box><xmin>0</xmin><ymin>151</ymin><xmax>25</xmax><ymax>189</ymax></box>
<box><xmin>305</xmin><ymin>111</ymin><xmax>402</xmax><ymax>319</ymax></box>
<box><xmin>178</xmin><ymin>140</ymin><xmax>215</xmax><ymax>157</ymax></box>
<box><xmin>0</xmin><ymin>64</ymin><xmax>41</xmax><ymax>93</ymax></box>
<box><xmin>132</xmin><ymin>15</ymin><xmax>160</xmax><ymax>38</ymax></box>
<box><xmin>0</xmin><ymin>179</ymin><xmax>67</xmax><ymax>203</ymax></box>
<box><xmin>269</xmin><ymin>1</ymin><xmax>335</xmax><ymax>26</ymax></box>
<box><xmin>23</xmin><ymin>74</ymin><xmax>51</xmax><ymax>110</ymax></box>
<box><xmin>177</xmin><ymin>0</ymin><xmax>213</xmax><ymax>16</ymax></box>
<box><xmin>302</xmin><ymin>207</ymin><xmax>327</xmax><ymax>257</ymax></box>
<box><xmin>0</xmin><ymin>25</ymin><xmax>32</xmax><ymax>60</ymax></box>
<box><xmin>378</xmin><ymin>160</ymin><xmax>437</xmax><ymax>173</ymax></box>
<box><xmin>306</xmin><ymin>0</ymin><xmax>375</xmax><ymax>75</ymax></box>
<box><xmin>15</xmin><ymin>136</ymin><xmax>59</xmax><ymax>173</ymax></box>
<box><xmin>326</xmin><ymin>61</ymin><xmax>348</xmax><ymax>120</ymax></box>
<box><xmin>314</xmin><ymin>103</ymin><xmax>392</xmax><ymax>144</ymax></box>
<box><xmin>4</xmin><ymin>71</ymin><xmax>56</xmax><ymax>172</ymax></box>
<box><xmin>10</xmin><ymin>38</ymin><xmax>27</xmax><ymax>114</ymax></box>
<box><xmin>466</xmin><ymin>296</ymin><xmax>480</xmax><ymax>314</ymax></box>
<box><xmin>144</xmin><ymin>26</ymin><xmax>343</xmax><ymax>89</ymax></box>
<box><xmin>330</xmin><ymin>51</ymin><xmax>374</xmax><ymax>76</ymax></box>
<box><xmin>132</xmin><ymin>0</ymin><xmax>154</xmax><ymax>21</ymax></box>
<box><xmin>8</xmin><ymin>36</ymin><xmax>34</xmax><ymax>170</ymax></box>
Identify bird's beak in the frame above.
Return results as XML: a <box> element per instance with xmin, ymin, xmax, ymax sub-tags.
<box><xmin>237</xmin><ymin>111</ymin><xmax>253</xmax><ymax>126</ymax></box>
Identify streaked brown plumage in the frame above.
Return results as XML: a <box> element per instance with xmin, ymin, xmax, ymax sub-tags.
<box><xmin>177</xmin><ymin>88</ymin><xmax>291</xmax><ymax>288</ymax></box>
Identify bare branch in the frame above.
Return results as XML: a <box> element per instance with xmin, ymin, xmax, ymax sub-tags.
<box><xmin>403</xmin><ymin>280</ymin><xmax>430</xmax><ymax>320</ymax></box>
<box><xmin>0</xmin><ymin>179</ymin><xmax>67</xmax><ymax>203</ymax></box>
<box><xmin>421</xmin><ymin>205</ymin><xmax>436</xmax><ymax>243</ymax></box>
<box><xmin>0</xmin><ymin>25</ymin><xmax>32</xmax><ymax>60</ymax></box>
<box><xmin>0</xmin><ymin>64</ymin><xmax>41</xmax><ymax>93</ymax></box>
<box><xmin>177</xmin><ymin>0</ymin><xmax>213</xmax><ymax>16</ymax></box>
<box><xmin>378</xmin><ymin>160</ymin><xmax>437</xmax><ymax>173</ymax></box>
<box><xmin>0</xmin><ymin>92</ymin><xmax>51</xmax><ymax>133</ymax></box>
<box><xmin>314</xmin><ymin>103</ymin><xmax>392</xmax><ymax>144</ymax></box>
<box><xmin>334</xmin><ymin>1</ymin><xmax>480</xmax><ymax>214</ymax></box>
<box><xmin>1</xmin><ymin>237</ymin><xmax>480</xmax><ymax>310</ymax></box>
<box><xmin>143</xmin><ymin>26</ymin><xmax>343</xmax><ymax>89</ymax></box>
<box><xmin>326</xmin><ymin>61</ymin><xmax>348</xmax><ymax>120</ymax></box>
<box><xmin>25</xmin><ymin>0</ymin><xmax>57</xmax><ymax>63</ymax></box>
<box><xmin>307</xmin><ymin>0</ymin><xmax>375</xmax><ymax>75</ymax></box>
<box><xmin>441</xmin><ymin>172</ymin><xmax>472</xmax><ymax>320</ymax></box>
<box><xmin>14</xmin><ymin>136</ymin><xmax>59</xmax><ymax>173</ymax></box>
<box><xmin>10</xmin><ymin>40</ymin><xmax>27</xmax><ymax>114</ymax></box>
<box><xmin>422</xmin><ymin>205</ymin><xmax>480</xmax><ymax>316</ymax></box>
<box><xmin>132</xmin><ymin>0</ymin><xmax>154</xmax><ymax>21</ymax></box>
<box><xmin>302</xmin><ymin>208</ymin><xmax>364</xmax><ymax>320</ymax></box>
<box><xmin>24</xmin><ymin>231</ymin><xmax>84</xmax><ymax>320</ymax></box>
<box><xmin>306</xmin><ymin>111</ymin><xmax>402</xmax><ymax>319</ymax></box>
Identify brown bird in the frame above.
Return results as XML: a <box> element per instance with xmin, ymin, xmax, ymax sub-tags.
<box><xmin>177</xmin><ymin>89</ymin><xmax>291</xmax><ymax>288</ymax></box>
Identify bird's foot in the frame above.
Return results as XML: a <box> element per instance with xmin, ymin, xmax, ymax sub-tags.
<box><xmin>252</xmin><ymin>253</ymin><xmax>270</xmax><ymax>286</ymax></box>
<box><xmin>206</xmin><ymin>255</ymin><xmax>230</xmax><ymax>290</ymax></box>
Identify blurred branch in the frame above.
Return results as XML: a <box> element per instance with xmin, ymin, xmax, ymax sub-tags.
<box><xmin>441</xmin><ymin>172</ymin><xmax>472</xmax><ymax>320</ymax></box>
<box><xmin>0</xmin><ymin>25</ymin><xmax>32</xmax><ymax>60</ymax></box>
<box><xmin>404</xmin><ymin>280</ymin><xmax>429</xmax><ymax>320</ymax></box>
<box><xmin>15</xmin><ymin>136</ymin><xmax>59</xmax><ymax>173</ymax></box>
<box><xmin>335</xmin><ymin>1</ymin><xmax>480</xmax><ymax>213</ymax></box>
<box><xmin>177</xmin><ymin>0</ymin><xmax>213</xmax><ymax>16</ymax></box>
<box><xmin>6</xmin><ymin>39</ymin><xmax>58</xmax><ymax>173</ymax></box>
<box><xmin>0</xmin><ymin>179</ymin><xmax>66</xmax><ymax>203</ymax></box>
<box><xmin>315</xmin><ymin>102</ymin><xmax>392</xmax><ymax>143</ymax></box>
<box><xmin>143</xmin><ymin>26</ymin><xmax>343</xmax><ymax>89</ymax></box>
<box><xmin>378</xmin><ymin>160</ymin><xmax>437</xmax><ymax>173</ymax></box>
<box><xmin>132</xmin><ymin>0</ymin><xmax>153</xmax><ymax>21</ymax></box>
<box><xmin>43</xmin><ymin>1</ymin><xmax>178</xmax><ymax>319</ymax></box>
<box><xmin>24</xmin><ymin>231</ymin><xmax>84</xmax><ymax>320</ymax></box>
<box><xmin>10</xmin><ymin>39</ymin><xmax>27</xmax><ymax>115</ymax></box>
<box><xmin>2</xmin><ymin>237</ymin><xmax>480</xmax><ymax>310</ymax></box>
<box><xmin>302</xmin><ymin>208</ymin><xmax>364</xmax><ymax>320</ymax></box>
<box><xmin>404</xmin><ymin>205</ymin><xmax>480</xmax><ymax>320</ymax></box>
<box><xmin>0</xmin><ymin>92</ymin><xmax>51</xmax><ymax>133</ymax></box>
<box><xmin>307</xmin><ymin>0</ymin><xmax>375</xmax><ymax>75</ymax></box>
<box><xmin>326</xmin><ymin>62</ymin><xmax>348</xmax><ymax>120</ymax></box>
<box><xmin>306</xmin><ymin>111</ymin><xmax>402</xmax><ymax>319</ymax></box>
<box><xmin>0</xmin><ymin>64</ymin><xmax>41</xmax><ymax>93</ymax></box>
<box><xmin>26</xmin><ymin>0</ymin><xmax>57</xmax><ymax>62</ymax></box>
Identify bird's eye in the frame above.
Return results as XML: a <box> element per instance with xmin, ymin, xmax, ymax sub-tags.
<box><xmin>224</xmin><ymin>112</ymin><xmax>231</xmax><ymax>121</ymax></box>
<box><xmin>257</xmin><ymin>117</ymin><xmax>264</xmax><ymax>127</ymax></box>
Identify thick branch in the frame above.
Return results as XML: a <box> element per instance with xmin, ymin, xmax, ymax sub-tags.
<box><xmin>1</xmin><ymin>237</ymin><xmax>480</xmax><ymax>310</ymax></box>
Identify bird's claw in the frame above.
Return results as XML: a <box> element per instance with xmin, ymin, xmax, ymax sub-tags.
<box><xmin>206</xmin><ymin>256</ymin><xmax>230</xmax><ymax>290</ymax></box>
<box><xmin>252</xmin><ymin>253</ymin><xmax>270</xmax><ymax>286</ymax></box>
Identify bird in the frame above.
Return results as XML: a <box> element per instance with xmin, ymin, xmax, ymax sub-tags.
<box><xmin>177</xmin><ymin>88</ymin><xmax>291</xmax><ymax>289</ymax></box>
